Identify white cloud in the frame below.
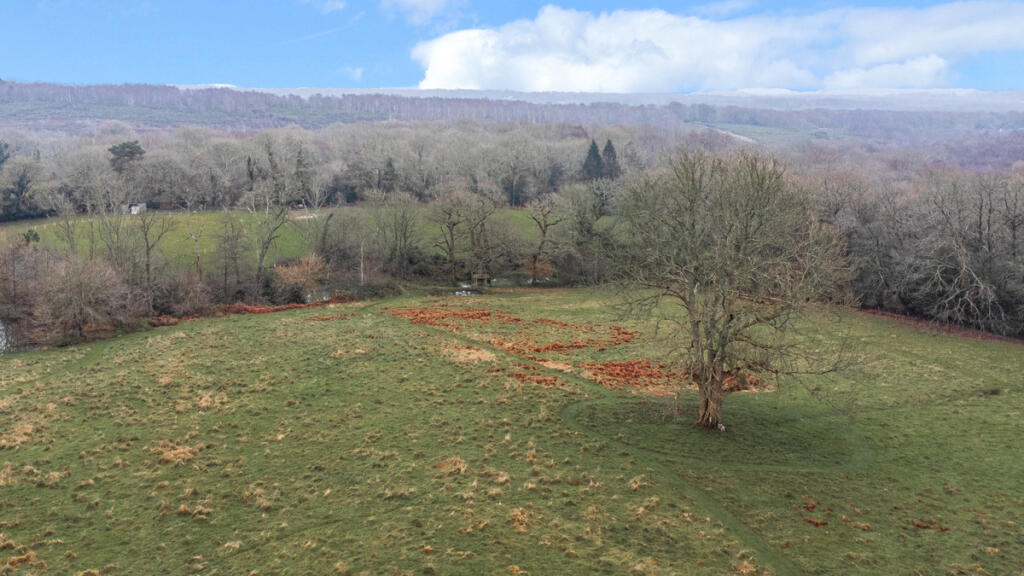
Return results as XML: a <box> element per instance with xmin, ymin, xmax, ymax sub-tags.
<box><xmin>340</xmin><ymin>66</ymin><xmax>364</xmax><ymax>81</ymax></box>
<box><xmin>412</xmin><ymin>2</ymin><xmax>1024</xmax><ymax>92</ymax></box>
<box><xmin>824</xmin><ymin>55</ymin><xmax>951</xmax><ymax>90</ymax></box>
<box><xmin>301</xmin><ymin>0</ymin><xmax>346</xmax><ymax>15</ymax></box>
<box><xmin>692</xmin><ymin>0</ymin><xmax>755</xmax><ymax>19</ymax></box>
<box><xmin>381</xmin><ymin>0</ymin><xmax>460</xmax><ymax>25</ymax></box>
<box><xmin>320</xmin><ymin>1</ymin><xmax>346</xmax><ymax>14</ymax></box>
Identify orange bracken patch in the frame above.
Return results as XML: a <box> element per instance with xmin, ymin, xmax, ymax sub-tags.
<box><xmin>580</xmin><ymin>360</ymin><xmax>680</xmax><ymax>396</ymax></box>
<box><xmin>222</xmin><ymin>294</ymin><xmax>358</xmax><ymax>316</ymax></box>
<box><xmin>389</xmin><ymin>305</ymin><xmax>522</xmax><ymax>328</ymax></box>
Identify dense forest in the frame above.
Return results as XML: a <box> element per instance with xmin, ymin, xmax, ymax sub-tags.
<box><xmin>1</xmin><ymin>83</ymin><xmax>1023</xmax><ymax>348</ymax></box>
<box><xmin>4</xmin><ymin>79</ymin><xmax>1024</xmax><ymax>155</ymax></box>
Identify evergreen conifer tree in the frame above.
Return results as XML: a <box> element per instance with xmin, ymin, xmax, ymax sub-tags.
<box><xmin>582</xmin><ymin>139</ymin><xmax>604</xmax><ymax>181</ymax></box>
<box><xmin>602</xmin><ymin>139</ymin><xmax>621</xmax><ymax>179</ymax></box>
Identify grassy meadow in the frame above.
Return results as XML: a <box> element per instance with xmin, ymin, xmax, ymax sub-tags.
<box><xmin>0</xmin><ymin>288</ymin><xmax>1022</xmax><ymax>575</ymax></box>
<box><xmin>0</xmin><ymin>206</ymin><xmax>544</xmax><ymax>274</ymax></box>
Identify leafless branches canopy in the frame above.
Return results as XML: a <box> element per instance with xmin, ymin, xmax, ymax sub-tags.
<box><xmin>619</xmin><ymin>150</ymin><xmax>850</xmax><ymax>430</ymax></box>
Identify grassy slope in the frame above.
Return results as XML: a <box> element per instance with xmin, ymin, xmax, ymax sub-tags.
<box><xmin>0</xmin><ymin>207</ymin><xmax>542</xmax><ymax>273</ymax></box>
<box><xmin>0</xmin><ymin>211</ymin><xmax>309</xmax><ymax>273</ymax></box>
<box><xmin>0</xmin><ymin>289</ymin><xmax>1022</xmax><ymax>575</ymax></box>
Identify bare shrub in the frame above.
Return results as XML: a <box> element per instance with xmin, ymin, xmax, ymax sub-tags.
<box><xmin>275</xmin><ymin>253</ymin><xmax>327</xmax><ymax>298</ymax></box>
<box><xmin>153</xmin><ymin>270</ymin><xmax>212</xmax><ymax>317</ymax></box>
<box><xmin>33</xmin><ymin>256</ymin><xmax>132</xmax><ymax>344</ymax></box>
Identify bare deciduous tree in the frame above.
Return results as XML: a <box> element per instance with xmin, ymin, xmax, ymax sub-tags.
<box><xmin>463</xmin><ymin>192</ymin><xmax>498</xmax><ymax>280</ymax></box>
<box><xmin>134</xmin><ymin>210</ymin><xmax>176</xmax><ymax>312</ymax></box>
<box><xmin>245</xmin><ymin>138</ymin><xmax>293</xmax><ymax>296</ymax></box>
<box><xmin>373</xmin><ymin>193</ymin><xmax>420</xmax><ymax>277</ymax></box>
<box><xmin>619</xmin><ymin>150</ymin><xmax>850</xmax><ymax>430</ymax></box>
<box><xmin>35</xmin><ymin>256</ymin><xmax>128</xmax><ymax>343</ymax></box>
<box><xmin>525</xmin><ymin>194</ymin><xmax>565</xmax><ymax>284</ymax></box>
<box><xmin>431</xmin><ymin>188</ymin><xmax>469</xmax><ymax>285</ymax></box>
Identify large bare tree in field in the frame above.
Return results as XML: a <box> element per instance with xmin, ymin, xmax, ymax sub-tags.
<box><xmin>619</xmin><ymin>150</ymin><xmax>849</xmax><ymax>430</ymax></box>
<box><xmin>525</xmin><ymin>194</ymin><xmax>565</xmax><ymax>284</ymax></box>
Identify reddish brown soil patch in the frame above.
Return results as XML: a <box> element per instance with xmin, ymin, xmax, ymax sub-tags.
<box><xmin>389</xmin><ymin>306</ymin><xmax>638</xmax><ymax>358</ymax></box>
<box><xmin>222</xmin><ymin>294</ymin><xmax>358</xmax><ymax>316</ymax></box>
<box><xmin>149</xmin><ymin>315</ymin><xmax>199</xmax><ymax>327</ymax></box>
<box><xmin>148</xmin><ymin>295</ymin><xmax>359</xmax><ymax>328</ymax></box>
<box><xmin>532</xmin><ymin>340</ymin><xmax>590</xmax><ymax>354</ymax></box>
<box><xmin>580</xmin><ymin>361</ymin><xmax>766</xmax><ymax>396</ymax></box>
<box><xmin>488</xmin><ymin>329</ymin><xmax>637</xmax><ymax>356</ymax></box>
<box><xmin>389</xmin><ymin>305</ymin><xmax>522</xmax><ymax>328</ymax></box>
<box><xmin>531</xmin><ymin>317</ymin><xmax>577</xmax><ymax>329</ymax></box>
<box><xmin>509</xmin><ymin>371</ymin><xmax>564</xmax><ymax>388</ymax></box>
<box><xmin>82</xmin><ymin>323</ymin><xmax>116</xmax><ymax>339</ymax></box>
<box><xmin>581</xmin><ymin>360</ymin><xmax>679</xmax><ymax>395</ymax></box>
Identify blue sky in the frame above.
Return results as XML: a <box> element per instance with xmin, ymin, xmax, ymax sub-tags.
<box><xmin>2</xmin><ymin>0</ymin><xmax>1023</xmax><ymax>92</ymax></box>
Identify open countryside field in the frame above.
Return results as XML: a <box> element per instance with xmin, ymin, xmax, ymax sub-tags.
<box><xmin>0</xmin><ymin>207</ymin><xmax>544</xmax><ymax>274</ymax></box>
<box><xmin>1</xmin><ymin>288</ymin><xmax>1022</xmax><ymax>575</ymax></box>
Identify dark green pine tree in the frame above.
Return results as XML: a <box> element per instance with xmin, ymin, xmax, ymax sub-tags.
<box><xmin>582</xmin><ymin>139</ymin><xmax>604</xmax><ymax>181</ymax></box>
<box><xmin>108</xmin><ymin>140</ymin><xmax>145</xmax><ymax>175</ymax></box>
<box><xmin>601</xmin><ymin>139</ymin><xmax>621</xmax><ymax>179</ymax></box>
<box><xmin>380</xmin><ymin>157</ymin><xmax>398</xmax><ymax>192</ymax></box>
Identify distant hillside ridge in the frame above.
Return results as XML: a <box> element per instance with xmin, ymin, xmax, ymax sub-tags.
<box><xmin>2</xmin><ymin>79</ymin><xmax>1024</xmax><ymax>144</ymax></box>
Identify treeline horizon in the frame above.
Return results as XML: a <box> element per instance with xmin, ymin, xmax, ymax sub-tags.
<box><xmin>1</xmin><ymin>120</ymin><xmax>1023</xmax><ymax>348</ymax></box>
<box><xmin>4</xmin><ymin>78</ymin><xmax>1024</xmax><ymax>156</ymax></box>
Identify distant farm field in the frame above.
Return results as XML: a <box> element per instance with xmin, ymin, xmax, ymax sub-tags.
<box><xmin>0</xmin><ymin>206</ymin><xmax>543</xmax><ymax>272</ymax></box>
<box><xmin>0</xmin><ymin>289</ymin><xmax>1022</xmax><ymax>575</ymax></box>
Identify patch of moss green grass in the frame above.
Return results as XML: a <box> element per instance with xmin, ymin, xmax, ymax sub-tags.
<box><xmin>0</xmin><ymin>207</ymin><xmax>542</xmax><ymax>275</ymax></box>
<box><xmin>1</xmin><ymin>288</ymin><xmax>1021</xmax><ymax>574</ymax></box>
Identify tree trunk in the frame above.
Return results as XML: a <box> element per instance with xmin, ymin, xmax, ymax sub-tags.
<box><xmin>696</xmin><ymin>372</ymin><xmax>726</xmax><ymax>431</ymax></box>
<box><xmin>145</xmin><ymin>248</ymin><xmax>153</xmax><ymax>314</ymax></box>
<box><xmin>448</xmin><ymin>242</ymin><xmax>457</xmax><ymax>285</ymax></box>
<box><xmin>192</xmin><ymin>237</ymin><xmax>203</xmax><ymax>281</ymax></box>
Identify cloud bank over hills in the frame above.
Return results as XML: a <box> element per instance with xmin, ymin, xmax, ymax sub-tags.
<box><xmin>411</xmin><ymin>2</ymin><xmax>1024</xmax><ymax>92</ymax></box>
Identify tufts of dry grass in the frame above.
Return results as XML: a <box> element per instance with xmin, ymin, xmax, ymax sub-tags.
<box><xmin>434</xmin><ymin>456</ymin><xmax>468</xmax><ymax>477</ymax></box>
<box><xmin>443</xmin><ymin>343</ymin><xmax>497</xmax><ymax>364</ymax></box>
<box><xmin>0</xmin><ymin>396</ymin><xmax>17</xmax><ymax>412</ymax></box>
<box><xmin>0</xmin><ymin>420</ymin><xmax>38</xmax><ymax>449</ymax></box>
<box><xmin>152</xmin><ymin>441</ymin><xmax>204</xmax><ymax>466</ymax></box>
<box><xmin>242</xmin><ymin>484</ymin><xmax>277</xmax><ymax>510</ymax></box>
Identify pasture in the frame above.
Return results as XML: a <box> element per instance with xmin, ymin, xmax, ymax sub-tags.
<box><xmin>0</xmin><ymin>288</ymin><xmax>1021</xmax><ymax>575</ymax></box>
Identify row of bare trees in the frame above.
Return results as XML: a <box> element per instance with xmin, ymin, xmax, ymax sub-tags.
<box><xmin>3</xmin><ymin>120</ymin><xmax>1024</xmax><ymax>347</ymax></box>
<box><xmin>1</xmin><ymin>124</ymin><xmax>649</xmax><ymax>224</ymax></box>
<box><xmin>806</xmin><ymin>167</ymin><xmax>1024</xmax><ymax>336</ymax></box>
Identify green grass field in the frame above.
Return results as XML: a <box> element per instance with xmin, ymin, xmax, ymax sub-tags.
<box><xmin>1</xmin><ymin>288</ymin><xmax>1022</xmax><ymax>575</ymax></box>
<box><xmin>0</xmin><ymin>211</ymin><xmax>309</xmax><ymax>273</ymax></box>
<box><xmin>0</xmin><ymin>206</ymin><xmax>543</xmax><ymax>275</ymax></box>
